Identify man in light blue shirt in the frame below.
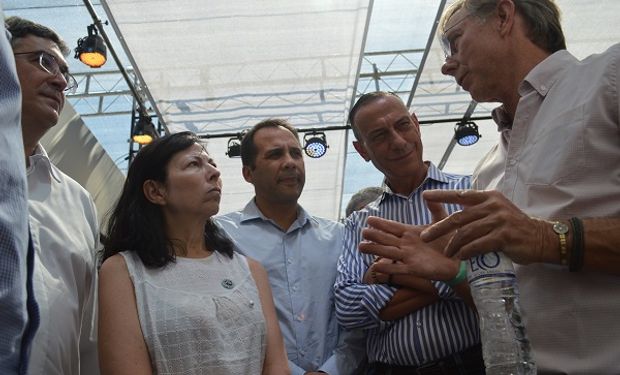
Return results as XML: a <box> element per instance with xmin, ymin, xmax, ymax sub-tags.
<box><xmin>215</xmin><ymin>119</ymin><xmax>365</xmax><ymax>375</ymax></box>
<box><xmin>334</xmin><ymin>92</ymin><xmax>483</xmax><ymax>374</ymax></box>
<box><xmin>0</xmin><ymin>11</ymin><xmax>39</xmax><ymax>375</ymax></box>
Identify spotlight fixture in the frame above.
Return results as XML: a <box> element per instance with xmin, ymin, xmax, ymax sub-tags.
<box><xmin>303</xmin><ymin>131</ymin><xmax>328</xmax><ymax>158</ymax></box>
<box><xmin>132</xmin><ymin>115</ymin><xmax>158</xmax><ymax>145</ymax></box>
<box><xmin>75</xmin><ymin>24</ymin><xmax>107</xmax><ymax>68</ymax></box>
<box><xmin>226</xmin><ymin>137</ymin><xmax>242</xmax><ymax>158</ymax></box>
<box><xmin>454</xmin><ymin>121</ymin><xmax>481</xmax><ymax>146</ymax></box>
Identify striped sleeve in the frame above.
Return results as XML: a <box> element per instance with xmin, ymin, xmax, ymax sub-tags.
<box><xmin>334</xmin><ymin>213</ymin><xmax>395</xmax><ymax>331</ymax></box>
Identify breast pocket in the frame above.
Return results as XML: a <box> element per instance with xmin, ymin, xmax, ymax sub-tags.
<box><xmin>524</xmin><ymin>105</ymin><xmax>585</xmax><ymax>186</ymax></box>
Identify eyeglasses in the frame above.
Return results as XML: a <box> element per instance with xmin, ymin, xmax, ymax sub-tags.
<box><xmin>439</xmin><ymin>13</ymin><xmax>471</xmax><ymax>59</ymax></box>
<box><xmin>13</xmin><ymin>50</ymin><xmax>78</xmax><ymax>94</ymax></box>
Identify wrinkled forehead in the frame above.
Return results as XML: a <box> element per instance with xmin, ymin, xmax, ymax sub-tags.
<box><xmin>13</xmin><ymin>34</ymin><xmax>67</xmax><ymax>66</ymax></box>
<box><xmin>256</xmin><ymin>125</ymin><xmax>301</xmax><ymax>148</ymax></box>
<box><xmin>169</xmin><ymin>142</ymin><xmax>210</xmax><ymax>164</ymax></box>
<box><xmin>185</xmin><ymin>142</ymin><xmax>209</xmax><ymax>157</ymax></box>
<box><xmin>355</xmin><ymin>96</ymin><xmax>409</xmax><ymax>130</ymax></box>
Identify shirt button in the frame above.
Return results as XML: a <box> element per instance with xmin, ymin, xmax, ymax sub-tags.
<box><xmin>287</xmin><ymin>259</ymin><xmax>293</xmax><ymax>264</ymax></box>
<box><xmin>416</xmin><ymin>321</ymin><xmax>422</xmax><ymax>328</ymax></box>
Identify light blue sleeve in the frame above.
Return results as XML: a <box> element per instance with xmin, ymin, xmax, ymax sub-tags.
<box><xmin>289</xmin><ymin>359</ymin><xmax>306</xmax><ymax>375</ymax></box>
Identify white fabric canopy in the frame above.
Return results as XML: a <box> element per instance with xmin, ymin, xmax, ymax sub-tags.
<box><xmin>101</xmin><ymin>0</ymin><xmax>371</xmax><ymax>218</ymax></box>
<box><xmin>8</xmin><ymin>0</ymin><xmax>617</xmax><ymax>221</ymax></box>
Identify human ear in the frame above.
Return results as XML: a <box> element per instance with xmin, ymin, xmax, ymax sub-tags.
<box><xmin>143</xmin><ymin>179</ymin><xmax>167</xmax><ymax>205</ymax></box>
<box><xmin>496</xmin><ymin>0</ymin><xmax>516</xmax><ymax>36</ymax></box>
<box><xmin>353</xmin><ymin>141</ymin><xmax>371</xmax><ymax>162</ymax></box>
<box><xmin>242</xmin><ymin>165</ymin><xmax>253</xmax><ymax>184</ymax></box>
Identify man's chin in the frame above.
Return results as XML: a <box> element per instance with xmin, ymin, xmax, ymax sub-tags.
<box><xmin>23</xmin><ymin>114</ymin><xmax>58</xmax><ymax>134</ymax></box>
<box><xmin>39</xmin><ymin>105</ymin><xmax>61</xmax><ymax>126</ymax></box>
<box><xmin>276</xmin><ymin>188</ymin><xmax>302</xmax><ymax>202</ymax></box>
<box><xmin>466</xmin><ymin>87</ymin><xmax>494</xmax><ymax>104</ymax></box>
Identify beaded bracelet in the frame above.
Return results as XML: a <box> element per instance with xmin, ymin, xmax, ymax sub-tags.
<box><xmin>446</xmin><ymin>261</ymin><xmax>467</xmax><ymax>287</ymax></box>
<box><xmin>568</xmin><ymin>217</ymin><xmax>584</xmax><ymax>272</ymax></box>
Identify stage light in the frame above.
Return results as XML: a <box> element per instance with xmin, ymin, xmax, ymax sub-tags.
<box><xmin>454</xmin><ymin>121</ymin><xmax>481</xmax><ymax>146</ymax></box>
<box><xmin>303</xmin><ymin>131</ymin><xmax>328</xmax><ymax>158</ymax></box>
<box><xmin>226</xmin><ymin>137</ymin><xmax>242</xmax><ymax>158</ymax></box>
<box><xmin>132</xmin><ymin>115</ymin><xmax>158</xmax><ymax>145</ymax></box>
<box><xmin>75</xmin><ymin>24</ymin><xmax>107</xmax><ymax>68</ymax></box>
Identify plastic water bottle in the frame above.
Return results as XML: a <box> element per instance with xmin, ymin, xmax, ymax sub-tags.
<box><xmin>467</xmin><ymin>251</ymin><xmax>536</xmax><ymax>375</ymax></box>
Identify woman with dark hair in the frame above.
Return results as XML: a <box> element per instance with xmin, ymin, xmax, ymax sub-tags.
<box><xmin>98</xmin><ymin>132</ymin><xmax>289</xmax><ymax>375</ymax></box>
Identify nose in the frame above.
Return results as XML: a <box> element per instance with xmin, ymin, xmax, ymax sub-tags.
<box><xmin>441</xmin><ymin>57</ymin><xmax>458</xmax><ymax>77</ymax></box>
<box><xmin>389</xmin><ymin>129</ymin><xmax>408</xmax><ymax>150</ymax></box>
<box><xmin>48</xmin><ymin>71</ymin><xmax>68</xmax><ymax>92</ymax></box>
<box><xmin>282</xmin><ymin>151</ymin><xmax>299</xmax><ymax>169</ymax></box>
<box><xmin>206</xmin><ymin>164</ymin><xmax>221</xmax><ymax>181</ymax></box>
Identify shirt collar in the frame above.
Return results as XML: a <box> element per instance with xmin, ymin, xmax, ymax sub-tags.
<box><xmin>519</xmin><ymin>49</ymin><xmax>577</xmax><ymax>98</ymax></box>
<box><xmin>381</xmin><ymin>161</ymin><xmax>450</xmax><ymax>199</ymax></box>
<box><xmin>491</xmin><ymin>49</ymin><xmax>577</xmax><ymax>132</ymax></box>
<box><xmin>27</xmin><ymin>144</ymin><xmax>61</xmax><ymax>183</ymax></box>
<box><xmin>238</xmin><ymin>198</ymin><xmax>316</xmax><ymax>231</ymax></box>
<box><xmin>491</xmin><ymin>105</ymin><xmax>513</xmax><ymax>131</ymax></box>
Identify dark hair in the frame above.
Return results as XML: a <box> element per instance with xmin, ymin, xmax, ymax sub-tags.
<box><xmin>102</xmin><ymin>132</ymin><xmax>234</xmax><ymax>268</ymax></box>
<box><xmin>345</xmin><ymin>186</ymin><xmax>383</xmax><ymax>217</ymax></box>
<box><xmin>440</xmin><ymin>0</ymin><xmax>566</xmax><ymax>54</ymax></box>
<box><xmin>240</xmin><ymin>118</ymin><xmax>300</xmax><ymax>168</ymax></box>
<box><xmin>5</xmin><ymin>16</ymin><xmax>70</xmax><ymax>56</ymax></box>
<box><xmin>348</xmin><ymin>91</ymin><xmax>402</xmax><ymax>140</ymax></box>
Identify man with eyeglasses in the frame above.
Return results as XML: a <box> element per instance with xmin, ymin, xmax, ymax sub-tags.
<box><xmin>356</xmin><ymin>0</ymin><xmax>620</xmax><ymax>374</ymax></box>
<box><xmin>6</xmin><ymin>16</ymin><xmax>99</xmax><ymax>375</ymax></box>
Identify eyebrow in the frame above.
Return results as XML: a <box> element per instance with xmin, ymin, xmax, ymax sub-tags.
<box><xmin>187</xmin><ymin>151</ymin><xmax>211</xmax><ymax>161</ymax></box>
<box><xmin>367</xmin><ymin>127</ymin><xmax>388</xmax><ymax>138</ymax></box>
<box><xmin>264</xmin><ymin>146</ymin><xmax>284</xmax><ymax>155</ymax></box>
<box><xmin>265</xmin><ymin>145</ymin><xmax>301</xmax><ymax>155</ymax></box>
<box><xmin>44</xmin><ymin>50</ymin><xmax>70</xmax><ymax>73</ymax></box>
<box><xmin>395</xmin><ymin>115</ymin><xmax>411</xmax><ymax>123</ymax></box>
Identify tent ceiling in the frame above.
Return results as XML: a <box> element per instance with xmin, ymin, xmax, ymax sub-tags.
<box><xmin>100</xmin><ymin>0</ymin><xmax>371</xmax><ymax>219</ymax></box>
<box><xmin>5</xmin><ymin>0</ymin><xmax>619</xmax><ymax>220</ymax></box>
<box><xmin>93</xmin><ymin>0</ymin><xmax>620</xmax><ymax>219</ymax></box>
<box><xmin>101</xmin><ymin>0</ymin><xmax>371</xmax><ymax>136</ymax></box>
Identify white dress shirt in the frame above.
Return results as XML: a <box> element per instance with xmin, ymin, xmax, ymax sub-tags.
<box><xmin>27</xmin><ymin>145</ymin><xmax>99</xmax><ymax>375</ymax></box>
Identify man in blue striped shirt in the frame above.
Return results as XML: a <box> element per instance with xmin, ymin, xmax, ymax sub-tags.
<box><xmin>334</xmin><ymin>92</ymin><xmax>483</xmax><ymax>374</ymax></box>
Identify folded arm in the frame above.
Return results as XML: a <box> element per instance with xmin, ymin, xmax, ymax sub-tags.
<box><xmin>362</xmin><ymin>257</ymin><xmax>438</xmax><ymax>320</ymax></box>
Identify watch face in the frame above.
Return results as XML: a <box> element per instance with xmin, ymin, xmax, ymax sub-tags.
<box><xmin>553</xmin><ymin>222</ymin><xmax>569</xmax><ymax>234</ymax></box>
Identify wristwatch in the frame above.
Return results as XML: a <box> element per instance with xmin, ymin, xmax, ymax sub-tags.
<box><xmin>552</xmin><ymin>221</ymin><xmax>569</xmax><ymax>266</ymax></box>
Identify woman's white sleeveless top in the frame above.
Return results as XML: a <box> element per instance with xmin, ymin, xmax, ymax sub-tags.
<box><xmin>120</xmin><ymin>251</ymin><xmax>266</xmax><ymax>374</ymax></box>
